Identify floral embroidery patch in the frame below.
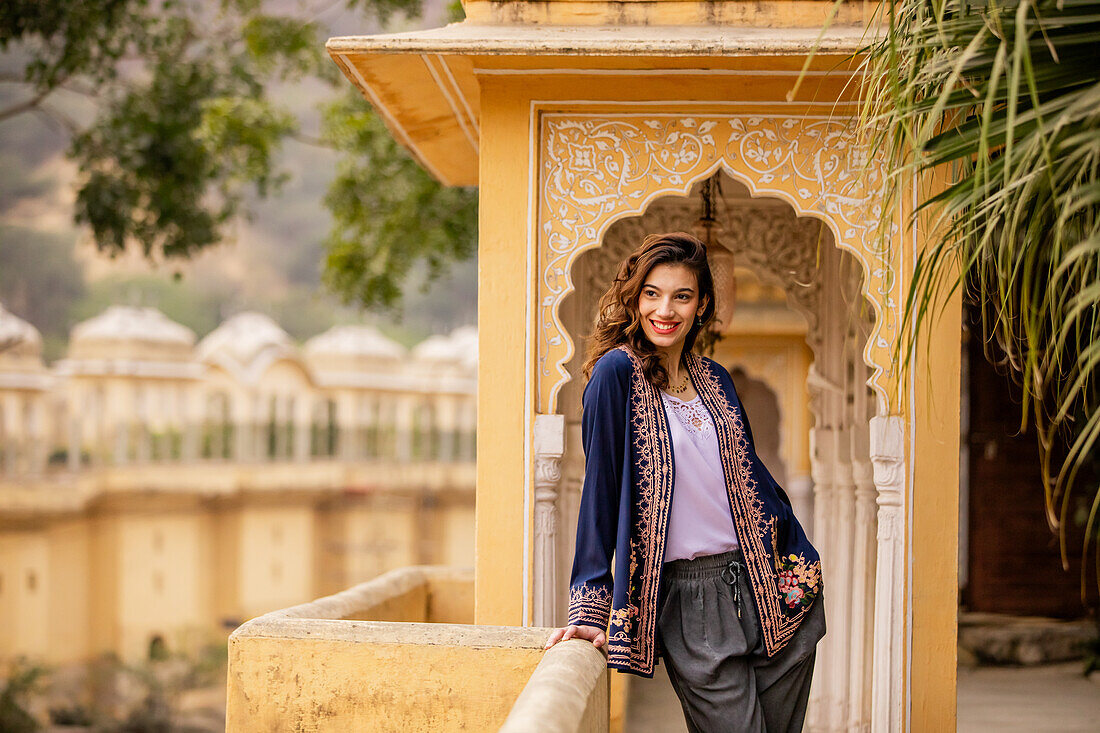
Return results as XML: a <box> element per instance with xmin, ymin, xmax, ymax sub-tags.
<box><xmin>775</xmin><ymin>553</ymin><xmax>821</xmax><ymax>610</ymax></box>
<box><xmin>610</xmin><ymin>604</ymin><xmax>639</xmax><ymax>637</ymax></box>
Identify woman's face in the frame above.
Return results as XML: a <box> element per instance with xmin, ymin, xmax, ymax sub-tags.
<box><xmin>636</xmin><ymin>263</ymin><xmax>705</xmax><ymax>353</ymax></box>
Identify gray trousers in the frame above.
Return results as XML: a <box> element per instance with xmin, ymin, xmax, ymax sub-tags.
<box><xmin>656</xmin><ymin>549</ymin><xmax>826</xmax><ymax>733</ymax></box>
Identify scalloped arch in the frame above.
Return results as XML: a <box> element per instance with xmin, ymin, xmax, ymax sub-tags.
<box><xmin>536</xmin><ymin>113</ymin><xmax>899</xmax><ymax>414</ymax></box>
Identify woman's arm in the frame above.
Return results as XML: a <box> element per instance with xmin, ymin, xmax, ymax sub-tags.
<box><xmin>547</xmin><ymin>350</ymin><xmax>630</xmax><ymax>648</ymax></box>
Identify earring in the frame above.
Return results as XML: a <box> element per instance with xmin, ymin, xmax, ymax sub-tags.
<box><xmin>696</xmin><ymin>315</ymin><xmax>704</xmax><ymax>326</ymax></box>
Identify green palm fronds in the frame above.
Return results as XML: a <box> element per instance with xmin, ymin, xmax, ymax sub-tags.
<box><xmin>860</xmin><ymin>0</ymin><xmax>1100</xmax><ymax>590</ymax></box>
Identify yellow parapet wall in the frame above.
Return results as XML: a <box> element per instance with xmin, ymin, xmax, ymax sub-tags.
<box><xmin>228</xmin><ymin>621</ymin><xmax>552</xmax><ymax>732</ymax></box>
<box><xmin>226</xmin><ymin>566</ymin><xmax>576</xmax><ymax>732</ymax></box>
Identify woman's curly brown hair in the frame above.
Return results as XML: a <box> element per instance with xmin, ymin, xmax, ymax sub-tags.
<box><xmin>583</xmin><ymin>232</ymin><xmax>716</xmax><ymax>389</ymax></box>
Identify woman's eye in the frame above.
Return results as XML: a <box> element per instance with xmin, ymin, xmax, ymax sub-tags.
<box><xmin>676</xmin><ymin>294</ymin><xmax>690</xmax><ymax>301</ymax></box>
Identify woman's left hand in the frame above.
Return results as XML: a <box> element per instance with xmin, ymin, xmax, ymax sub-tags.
<box><xmin>544</xmin><ymin>624</ymin><xmax>606</xmax><ymax>650</ymax></box>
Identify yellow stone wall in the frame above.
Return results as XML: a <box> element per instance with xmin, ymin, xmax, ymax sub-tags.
<box><xmin>0</xmin><ymin>531</ymin><xmax>51</xmax><ymax>659</ymax></box>
<box><xmin>226</xmin><ymin>632</ymin><xmax>552</xmax><ymax>732</ymax></box>
<box><xmin>713</xmin><ymin>331</ymin><xmax>814</xmax><ymax>481</ymax></box>
<box><xmin>325</xmin><ymin>497</ymin><xmax>419</xmax><ymax>592</ymax></box>
<box><xmin>237</xmin><ymin>504</ymin><xmax>316</xmax><ymax>619</ymax></box>
<box><xmin>116</xmin><ymin>510</ymin><xmax>210</xmax><ymax>660</ymax></box>
<box><xmin>476</xmin><ymin>75</ymin><xmax>531</xmax><ymax>625</ymax></box>
<box><xmin>0</xmin><ymin>491</ymin><xmax>474</xmax><ymax>666</ymax></box>
<box><xmin>226</xmin><ymin>567</ymin><xmax>550</xmax><ymax>733</ymax></box>
<box><xmin>911</xmin><ymin>289</ymin><xmax>961</xmax><ymax>729</ymax></box>
<box><xmin>47</xmin><ymin>521</ymin><xmax>93</xmax><ymax>662</ymax></box>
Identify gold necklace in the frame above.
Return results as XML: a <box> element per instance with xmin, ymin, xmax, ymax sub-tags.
<box><xmin>667</xmin><ymin>373</ymin><xmax>690</xmax><ymax>395</ymax></box>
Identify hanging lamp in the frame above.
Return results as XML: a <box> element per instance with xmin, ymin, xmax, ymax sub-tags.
<box><xmin>693</xmin><ymin>172</ymin><xmax>737</xmax><ymax>333</ymax></box>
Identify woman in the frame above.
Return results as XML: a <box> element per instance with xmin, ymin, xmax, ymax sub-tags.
<box><xmin>544</xmin><ymin>232</ymin><xmax>825</xmax><ymax>732</ymax></box>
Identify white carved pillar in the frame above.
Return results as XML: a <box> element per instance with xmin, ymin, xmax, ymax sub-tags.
<box><xmin>232</xmin><ymin>395</ymin><xmax>250</xmax><ymax>462</ymax></box>
<box><xmin>273</xmin><ymin>394</ymin><xmax>289</xmax><ymax>460</ymax></box>
<box><xmin>0</xmin><ymin>396</ymin><xmax>11</xmax><ymax>476</ymax></box>
<box><xmin>251</xmin><ymin>393</ymin><xmax>266</xmax><ymax>461</ymax></box>
<box><xmin>293</xmin><ymin>396</ymin><xmax>311</xmax><ymax>462</ymax></box>
<box><xmin>378</xmin><ymin>398</ymin><xmax>397</xmax><ymax>459</ymax></box>
<box><xmin>787</xmin><ymin>473</ymin><xmax>815</xmax><ymax>541</ymax></box>
<box><xmin>828</xmin><ymin>427</ymin><xmax>855</xmax><ymax>731</ymax></box>
<box><xmin>112</xmin><ymin>415</ymin><xmax>128</xmax><ymax>465</ymax></box>
<box><xmin>208</xmin><ymin>395</ymin><xmax>225</xmax><ymax>460</ymax></box>
<box><xmin>459</xmin><ymin>400</ymin><xmax>476</xmax><ymax>460</ymax></box>
<box><xmin>355</xmin><ymin>395</ymin><xmax>371</xmax><ymax>461</ymax></box>
<box><xmin>847</xmin><ymin>336</ymin><xmax>877</xmax><ymax>732</ymax></box>
<box><xmin>337</xmin><ymin>393</ymin><xmax>357</xmax><ymax>460</ymax></box>
<box><xmin>90</xmin><ymin>387</ymin><xmax>106</xmax><ymax>465</ymax></box>
<box><xmin>870</xmin><ymin>415</ymin><xmax>906</xmax><ymax>733</ymax></box>
<box><xmin>179</xmin><ymin>386</ymin><xmax>198</xmax><ymax>462</ymax></box>
<box><xmin>363</xmin><ymin>396</ymin><xmax>380</xmax><ymax>458</ymax></box>
<box><xmin>849</xmin><ymin>455</ymin><xmax>877</xmax><ymax>732</ymax></box>
<box><xmin>533</xmin><ymin>414</ymin><xmax>565</xmax><ymax>628</ymax></box>
<box><xmin>68</xmin><ymin>400</ymin><xmax>83</xmax><ymax>472</ymax></box>
<box><xmin>152</xmin><ymin>385</ymin><xmax>170</xmax><ymax>461</ymax></box>
<box><xmin>0</xmin><ymin>394</ymin><xmax>13</xmax><ymax>473</ymax></box>
<box><xmin>135</xmin><ymin>387</ymin><xmax>152</xmax><ymax>463</ymax></box>
<box><xmin>437</xmin><ymin>397</ymin><xmax>457</xmax><ymax>462</ymax></box>
<box><xmin>556</xmin><ymin>421</ymin><xmax>585</xmax><ymax>618</ymax></box>
<box><xmin>395</xmin><ymin>397</ymin><xmax>413</xmax><ymax>463</ymax></box>
<box><xmin>807</xmin><ymin>425</ymin><xmax>837</xmax><ymax>732</ymax></box>
<box><xmin>26</xmin><ymin>398</ymin><xmax>46</xmax><ymax>477</ymax></box>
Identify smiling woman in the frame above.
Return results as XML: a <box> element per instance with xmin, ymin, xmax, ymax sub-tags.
<box><xmin>638</xmin><ymin>263</ymin><xmax>704</xmax><ymax>354</ymax></box>
<box><xmin>581</xmin><ymin>232</ymin><xmax>716</xmax><ymax>393</ymax></box>
<box><xmin>544</xmin><ymin>232</ymin><xmax>825</xmax><ymax>733</ymax></box>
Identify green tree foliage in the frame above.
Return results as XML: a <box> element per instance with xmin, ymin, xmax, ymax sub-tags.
<box><xmin>321</xmin><ymin>87</ymin><xmax>478</xmax><ymax>310</ymax></box>
<box><xmin>0</xmin><ymin>0</ymin><xmax>154</xmax><ymax>91</ymax></box>
<box><xmin>1</xmin><ymin>1</ymin><xmax>322</xmax><ymax>259</ymax></box>
<box><xmin>859</xmin><ymin>0</ymin><xmax>1100</xmax><ymax>588</ymax></box>
<box><xmin>0</xmin><ymin>0</ymin><xmax>475</xmax><ymax>310</ymax></box>
<box><xmin>0</xmin><ymin>658</ymin><xmax>45</xmax><ymax>733</ymax></box>
<box><xmin>72</xmin><ymin>59</ymin><xmax>297</xmax><ymax>259</ymax></box>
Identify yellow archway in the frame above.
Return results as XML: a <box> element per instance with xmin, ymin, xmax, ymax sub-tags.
<box><xmin>535</xmin><ymin>112</ymin><xmax>900</xmax><ymax>416</ymax></box>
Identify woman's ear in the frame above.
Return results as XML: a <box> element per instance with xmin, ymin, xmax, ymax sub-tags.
<box><xmin>697</xmin><ymin>295</ymin><xmax>709</xmax><ymax>317</ymax></box>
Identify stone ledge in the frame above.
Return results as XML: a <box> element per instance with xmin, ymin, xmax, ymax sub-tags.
<box><xmin>328</xmin><ymin>23</ymin><xmax>874</xmax><ymax>57</ymax></box>
<box><xmin>501</xmin><ymin>639</ymin><xmax>609</xmax><ymax>733</ymax></box>
<box><xmin>959</xmin><ymin>612</ymin><xmax>1098</xmax><ymax>666</ymax></box>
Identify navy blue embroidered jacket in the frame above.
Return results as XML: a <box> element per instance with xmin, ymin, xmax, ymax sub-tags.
<box><xmin>567</xmin><ymin>345</ymin><xmax>822</xmax><ymax>677</ymax></box>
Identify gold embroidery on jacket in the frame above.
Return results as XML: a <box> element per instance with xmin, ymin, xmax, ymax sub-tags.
<box><xmin>568</xmin><ymin>583</ymin><xmax>612</xmax><ymax>627</ymax></box>
<box><xmin>603</xmin><ymin>346</ymin><xmax>674</xmax><ymax>674</ymax></box>
<box><xmin>687</xmin><ymin>354</ymin><xmax>821</xmax><ymax>656</ymax></box>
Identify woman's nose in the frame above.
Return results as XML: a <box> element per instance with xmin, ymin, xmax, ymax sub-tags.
<box><xmin>656</xmin><ymin>298</ymin><xmax>676</xmax><ymax>317</ymax></box>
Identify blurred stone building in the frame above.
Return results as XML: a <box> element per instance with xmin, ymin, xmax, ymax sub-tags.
<box><xmin>0</xmin><ymin>303</ymin><xmax>476</xmax><ymax>664</ymax></box>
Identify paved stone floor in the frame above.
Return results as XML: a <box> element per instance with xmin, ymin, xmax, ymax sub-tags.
<box><xmin>624</xmin><ymin>661</ymin><xmax>1100</xmax><ymax>732</ymax></box>
<box><xmin>957</xmin><ymin>662</ymin><xmax>1100</xmax><ymax>733</ymax></box>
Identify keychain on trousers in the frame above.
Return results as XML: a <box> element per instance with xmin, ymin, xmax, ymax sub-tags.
<box><xmin>720</xmin><ymin>558</ymin><xmax>743</xmax><ymax>619</ymax></box>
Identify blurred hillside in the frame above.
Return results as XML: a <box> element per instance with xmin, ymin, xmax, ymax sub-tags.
<box><xmin>0</xmin><ymin>0</ymin><xmax>475</xmax><ymax>361</ymax></box>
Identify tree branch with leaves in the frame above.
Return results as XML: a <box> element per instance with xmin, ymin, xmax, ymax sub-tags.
<box><xmin>1</xmin><ymin>0</ymin><xmax>474</xmax><ymax>309</ymax></box>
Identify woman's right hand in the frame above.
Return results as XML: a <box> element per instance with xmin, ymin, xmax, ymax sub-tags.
<box><xmin>544</xmin><ymin>624</ymin><xmax>606</xmax><ymax>650</ymax></box>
